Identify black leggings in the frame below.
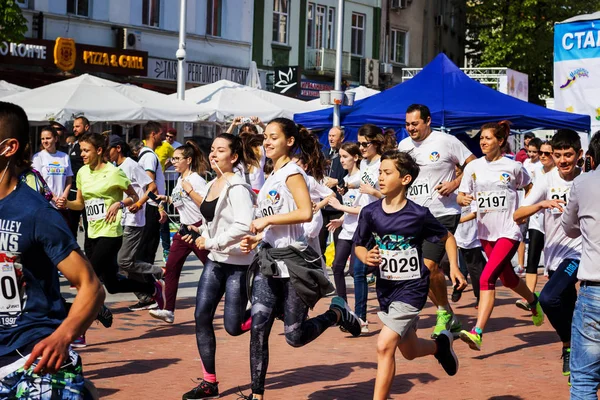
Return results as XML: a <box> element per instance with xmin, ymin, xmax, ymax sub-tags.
<box><xmin>250</xmin><ymin>272</ymin><xmax>337</xmax><ymax>395</ymax></box>
<box><xmin>195</xmin><ymin>259</ymin><xmax>250</xmax><ymax>376</ymax></box>
<box><xmin>526</xmin><ymin>229</ymin><xmax>545</xmax><ymax>274</ymax></box>
<box><xmin>87</xmin><ymin>236</ymin><xmax>154</xmax><ymax>295</ymax></box>
<box><xmin>332</xmin><ymin>239</ymin><xmax>357</xmax><ymax>301</ymax></box>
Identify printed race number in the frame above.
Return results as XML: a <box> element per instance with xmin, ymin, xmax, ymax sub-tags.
<box><xmin>408</xmin><ymin>178</ymin><xmax>431</xmax><ymax>201</ymax></box>
<box><xmin>476</xmin><ymin>190</ymin><xmax>508</xmax><ymax>213</ymax></box>
<box><xmin>85</xmin><ymin>198</ymin><xmax>106</xmax><ymax>222</ymax></box>
<box><xmin>379</xmin><ymin>248</ymin><xmax>421</xmax><ymax>281</ymax></box>
<box><xmin>0</xmin><ymin>261</ymin><xmax>22</xmax><ymax>313</ymax></box>
<box><xmin>549</xmin><ymin>187</ymin><xmax>569</xmax><ymax>214</ymax></box>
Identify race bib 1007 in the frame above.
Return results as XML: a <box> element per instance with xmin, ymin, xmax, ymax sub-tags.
<box><xmin>476</xmin><ymin>190</ymin><xmax>508</xmax><ymax>213</ymax></box>
<box><xmin>408</xmin><ymin>178</ymin><xmax>431</xmax><ymax>201</ymax></box>
<box><xmin>0</xmin><ymin>260</ymin><xmax>22</xmax><ymax>313</ymax></box>
<box><xmin>379</xmin><ymin>248</ymin><xmax>421</xmax><ymax>281</ymax></box>
<box><xmin>85</xmin><ymin>198</ymin><xmax>107</xmax><ymax>222</ymax></box>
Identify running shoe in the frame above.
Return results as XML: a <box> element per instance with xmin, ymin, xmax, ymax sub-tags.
<box><xmin>153</xmin><ymin>279</ymin><xmax>166</xmax><ymax>310</ymax></box>
<box><xmin>359</xmin><ymin>318</ymin><xmax>369</xmax><ymax>334</ymax></box>
<box><xmin>149</xmin><ymin>309</ymin><xmax>174</xmax><ymax>324</ymax></box>
<box><xmin>431</xmin><ymin>309</ymin><xmax>453</xmax><ymax>339</ymax></box>
<box><xmin>459</xmin><ymin>329</ymin><xmax>482</xmax><ymax>351</ymax></box>
<box><xmin>434</xmin><ymin>330</ymin><xmax>459</xmax><ymax>376</ymax></box>
<box><xmin>366</xmin><ymin>274</ymin><xmax>376</xmax><ymax>286</ymax></box>
<box><xmin>96</xmin><ymin>305</ymin><xmax>113</xmax><ymax>328</ymax></box>
<box><xmin>451</xmin><ymin>286</ymin><xmax>464</xmax><ymax>302</ymax></box>
<box><xmin>329</xmin><ymin>296</ymin><xmax>361</xmax><ymax>337</ymax></box>
<box><xmin>240</xmin><ymin>316</ymin><xmax>252</xmax><ymax>333</ymax></box>
<box><xmin>515</xmin><ymin>299</ymin><xmax>532</xmax><ymax>312</ymax></box>
<box><xmin>72</xmin><ymin>335</ymin><xmax>87</xmax><ymax>348</ymax></box>
<box><xmin>449</xmin><ymin>314</ymin><xmax>462</xmax><ymax>337</ymax></box>
<box><xmin>514</xmin><ymin>265</ymin><xmax>526</xmax><ymax>277</ymax></box>
<box><xmin>128</xmin><ymin>300</ymin><xmax>158</xmax><ymax>311</ymax></box>
<box><xmin>562</xmin><ymin>347</ymin><xmax>571</xmax><ymax>376</ymax></box>
<box><xmin>531</xmin><ymin>292</ymin><xmax>545</xmax><ymax>327</ymax></box>
<box><xmin>182</xmin><ymin>379</ymin><xmax>219</xmax><ymax>399</ymax></box>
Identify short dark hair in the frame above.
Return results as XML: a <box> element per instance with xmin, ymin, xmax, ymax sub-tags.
<box><xmin>551</xmin><ymin>129</ymin><xmax>581</xmax><ymax>153</ymax></box>
<box><xmin>74</xmin><ymin>116</ymin><xmax>90</xmax><ymax>127</ymax></box>
<box><xmin>587</xmin><ymin>130</ymin><xmax>600</xmax><ymax>166</ymax></box>
<box><xmin>524</xmin><ymin>132</ymin><xmax>535</xmax><ymax>139</ymax></box>
<box><xmin>406</xmin><ymin>104</ymin><xmax>431</xmax><ymax>122</ymax></box>
<box><xmin>0</xmin><ymin>101</ymin><xmax>30</xmax><ymax>167</ymax></box>
<box><xmin>143</xmin><ymin>121</ymin><xmax>163</xmax><ymax>140</ymax></box>
<box><xmin>528</xmin><ymin>137</ymin><xmax>543</xmax><ymax>150</ymax></box>
<box><xmin>381</xmin><ymin>150</ymin><xmax>420</xmax><ymax>188</ymax></box>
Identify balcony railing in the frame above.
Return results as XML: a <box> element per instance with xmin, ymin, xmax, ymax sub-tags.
<box><xmin>305</xmin><ymin>48</ymin><xmax>351</xmax><ymax>76</ymax></box>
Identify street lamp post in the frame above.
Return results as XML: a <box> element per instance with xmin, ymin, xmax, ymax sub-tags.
<box><xmin>333</xmin><ymin>0</ymin><xmax>344</xmax><ymax>127</ymax></box>
<box><xmin>176</xmin><ymin>0</ymin><xmax>187</xmax><ymax>100</ymax></box>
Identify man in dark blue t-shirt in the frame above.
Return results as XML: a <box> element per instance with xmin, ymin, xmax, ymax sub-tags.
<box><xmin>0</xmin><ymin>102</ymin><xmax>104</xmax><ymax>398</ymax></box>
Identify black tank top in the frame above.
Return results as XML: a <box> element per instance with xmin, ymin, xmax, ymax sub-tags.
<box><xmin>200</xmin><ymin>197</ymin><xmax>219</xmax><ymax>223</ymax></box>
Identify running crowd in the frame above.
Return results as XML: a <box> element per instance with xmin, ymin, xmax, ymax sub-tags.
<box><xmin>0</xmin><ymin>100</ymin><xmax>599</xmax><ymax>400</ymax></box>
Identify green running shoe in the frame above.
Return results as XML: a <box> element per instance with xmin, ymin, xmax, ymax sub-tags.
<box><xmin>449</xmin><ymin>314</ymin><xmax>463</xmax><ymax>336</ymax></box>
<box><xmin>431</xmin><ymin>309</ymin><xmax>452</xmax><ymax>339</ymax></box>
<box><xmin>531</xmin><ymin>292</ymin><xmax>545</xmax><ymax>327</ymax></box>
<box><xmin>459</xmin><ymin>329</ymin><xmax>482</xmax><ymax>351</ymax></box>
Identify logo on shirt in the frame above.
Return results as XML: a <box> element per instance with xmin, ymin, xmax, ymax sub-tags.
<box><xmin>266</xmin><ymin>190</ymin><xmax>281</xmax><ymax>205</ymax></box>
<box><xmin>344</xmin><ymin>194</ymin><xmax>356</xmax><ymax>207</ymax></box>
<box><xmin>373</xmin><ymin>233</ymin><xmax>414</xmax><ymax>251</ymax></box>
<box><xmin>499</xmin><ymin>173</ymin><xmax>511</xmax><ymax>185</ymax></box>
<box><xmin>429</xmin><ymin>151</ymin><xmax>440</xmax><ymax>162</ymax></box>
<box><xmin>46</xmin><ymin>161</ymin><xmax>65</xmax><ymax>175</ymax></box>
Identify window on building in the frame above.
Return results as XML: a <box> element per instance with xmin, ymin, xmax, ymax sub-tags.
<box><xmin>307</xmin><ymin>3</ymin><xmax>314</xmax><ymax>48</ymax></box>
<box><xmin>15</xmin><ymin>0</ymin><xmax>28</xmax><ymax>7</ymax></box>
<box><xmin>67</xmin><ymin>0</ymin><xmax>89</xmax><ymax>17</ymax></box>
<box><xmin>142</xmin><ymin>0</ymin><xmax>160</xmax><ymax>27</ymax></box>
<box><xmin>272</xmin><ymin>0</ymin><xmax>289</xmax><ymax>44</ymax></box>
<box><xmin>390</xmin><ymin>29</ymin><xmax>407</xmax><ymax>64</ymax></box>
<box><xmin>326</xmin><ymin>8</ymin><xmax>335</xmax><ymax>49</ymax></box>
<box><xmin>206</xmin><ymin>0</ymin><xmax>221</xmax><ymax>36</ymax></box>
<box><xmin>351</xmin><ymin>12</ymin><xmax>365</xmax><ymax>56</ymax></box>
<box><xmin>315</xmin><ymin>5</ymin><xmax>326</xmax><ymax>49</ymax></box>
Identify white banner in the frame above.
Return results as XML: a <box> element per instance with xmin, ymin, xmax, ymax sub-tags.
<box><xmin>148</xmin><ymin>57</ymin><xmax>249</xmax><ymax>85</ymax></box>
<box><xmin>554</xmin><ymin>18</ymin><xmax>600</xmax><ymax>133</ymax></box>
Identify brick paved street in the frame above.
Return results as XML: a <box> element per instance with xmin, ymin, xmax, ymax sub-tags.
<box><xmin>64</xmin><ymin>266</ymin><xmax>571</xmax><ymax>400</ymax></box>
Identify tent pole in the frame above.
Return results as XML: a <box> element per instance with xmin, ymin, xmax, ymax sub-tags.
<box><xmin>333</xmin><ymin>0</ymin><xmax>344</xmax><ymax>127</ymax></box>
<box><xmin>176</xmin><ymin>0</ymin><xmax>187</xmax><ymax>100</ymax></box>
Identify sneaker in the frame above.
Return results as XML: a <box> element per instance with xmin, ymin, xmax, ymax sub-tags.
<box><xmin>241</xmin><ymin>316</ymin><xmax>252</xmax><ymax>333</ymax></box>
<box><xmin>72</xmin><ymin>335</ymin><xmax>87</xmax><ymax>348</ymax></box>
<box><xmin>449</xmin><ymin>313</ymin><xmax>462</xmax><ymax>334</ymax></box>
<box><xmin>153</xmin><ymin>279</ymin><xmax>166</xmax><ymax>310</ymax></box>
<box><xmin>96</xmin><ymin>305</ymin><xmax>113</xmax><ymax>328</ymax></box>
<box><xmin>359</xmin><ymin>318</ymin><xmax>369</xmax><ymax>334</ymax></box>
<box><xmin>531</xmin><ymin>292</ymin><xmax>545</xmax><ymax>327</ymax></box>
<box><xmin>431</xmin><ymin>309</ymin><xmax>453</xmax><ymax>339</ymax></box>
<box><xmin>562</xmin><ymin>347</ymin><xmax>571</xmax><ymax>376</ymax></box>
<box><xmin>163</xmin><ymin>249</ymin><xmax>169</xmax><ymax>263</ymax></box>
<box><xmin>129</xmin><ymin>300</ymin><xmax>158</xmax><ymax>311</ymax></box>
<box><xmin>182</xmin><ymin>380</ymin><xmax>219</xmax><ymax>400</ymax></box>
<box><xmin>434</xmin><ymin>330</ymin><xmax>459</xmax><ymax>376</ymax></box>
<box><xmin>515</xmin><ymin>299</ymin><xmax>532</xmax><ymax>312</ymax></box>
<box><xmin>451</xmin><ymin>286</ymin><xmax>464</xmax><ymax>302</ymax></box>
<box><xmin>149</xmin><ymin>309</ymin><xmax>174</xmax><ymax>324</ymax></box>
<box><xmin>459</xmin><ymin>329</ymin><xmax>482</xmax><ymax>351</ymax></box>
<box><xmin>514</xmin><ymin>265</ymin><xmax>526</xmax><ymax>277</ymax></box>
<box><xmin>329</xmin><ymin>296</ymin><xmax>361</xmax><ymax>337</ymax></box>
<box><xmin>366</xmin><ymin>274</ymin><xmax>376</xmax><ymax>286</ymax></box>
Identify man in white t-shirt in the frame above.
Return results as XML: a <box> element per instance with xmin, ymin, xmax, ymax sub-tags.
<box><xmin>398</xmin><ymin>104</ymin><xmax>474</xmax><ymax>338</ymax></box>
<box><xmin>514</xmin><ymin>130</ymin><xmax>583</xmax><ymax>382</ymax></box>
<box><xmin>560</xmin><ymin>130</ymin><xmax>600</xmax><ymax>397</ymax></box>
<box><xmin>134</xmin><ymin>121</ymin><xmax>167</xmax><ymax>269</ymax></box>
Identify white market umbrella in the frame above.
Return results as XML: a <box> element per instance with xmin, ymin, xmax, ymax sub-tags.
<box><xmin>0</xmin><ymin>80</ymin><xmax>29</xmax><ymax>98</ymax></box>
<box><xmin>308</xmin><ymin>85</ymin><xmax>380</xmax><ymax>108</ymax></box>
<box><xmin>2</xmin><ymin>73</ymin><xmax>204</xmax><ymax>124</ymax></box>
<box><xmin>176</xmin><ymin>79</ymin><xmax>318</xmax><ymax>123</ymax></box>
<box><xmin>245</xmin><ymin>61</ymin><xmax>262</xmax><ymax>89</ymax></box>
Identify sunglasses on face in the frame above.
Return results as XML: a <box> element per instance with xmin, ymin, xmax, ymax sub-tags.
<box><xmin>540</xmin><ymin>151</ymin><xmax>552</xmax><ymax>157</ymax></box>
<box><xmin>358</xmin><ymin>141</ymin><xmax>372</xmax><ymax>148</ymax></box>
<box><xmin>166</xmin><ymin>135</ymin><xmax>175</xmax><ymax>139</ymax></box>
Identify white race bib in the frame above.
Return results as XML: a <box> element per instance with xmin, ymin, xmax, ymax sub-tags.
<box><xmin>0</xmin><ymin>260</ymin><xmax>22</xmax><ymax>313</ymax></box>
<box><xmin>379</xmin><ymin>248</ymin><xmax>421</xmax><ymax>281</ymax></box>
<box><xmin>85</xmin><ymin>198</ymin><xmax>107</xmax><ymax>222</ymax></box>
<box><xmin>548</xmin><ymin>186</ymin><xmax>569</xmax><ymax>215</ymax></box>
<box><xmin>407</xmin><ymin>178</ymin><xmax>431</xmax><ymax>201</ymax></box>
<box><xmin>476</xmin><ymin>190</ymin><xmax>508</xmax><ymax>213</ymax></box>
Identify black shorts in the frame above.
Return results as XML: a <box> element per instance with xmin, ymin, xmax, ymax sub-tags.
<box><xmin>422</xmin><ymin>214</ymin><xmax>461</xmax><ymax>264</ymax></box>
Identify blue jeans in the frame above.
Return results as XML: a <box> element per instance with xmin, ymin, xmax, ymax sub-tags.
<box><xmin>570</xmin><ymin>284</ymin><xmax>600</xmax><ymax>399</ymax></box>
<box><xmin>353</xmin><ymin>258</ymin><xmax>368</xmax><ymax>321</ymax></box>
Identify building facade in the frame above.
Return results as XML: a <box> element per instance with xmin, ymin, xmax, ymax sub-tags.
<box><xmin>2</xmin><ymin>0</ymin><xmax>254</xmax><ymax>92</ymax></box>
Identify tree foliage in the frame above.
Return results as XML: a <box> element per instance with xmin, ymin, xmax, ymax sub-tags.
<box><xmin>0</xmin><ymin>0</ymin><xmax>27</xmax><ymax>43</ymax></box>
<box><xmin>466</xmin><ymin>0</ymin><xmax>600</xmax><ymax>104</ymax></box>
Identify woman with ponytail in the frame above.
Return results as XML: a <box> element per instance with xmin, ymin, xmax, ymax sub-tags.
<box><xmin>237</xmin><ymin>129</ymin><xmax>266</xmax><ymax>192</ymax></box>
<box><xmin>181</xmin><ymin>133</ymin><xmax>258</xmax><ymax>399</ymax></box>
<box><xmin>239</xmin><ymin>118</ymin><xmax>361</xmax><ymax>400</ymax></box>
<box><xmin>149</xmin><ymin>141</ymin><xmax>210</xmax><ymax>323</ymax></box>
<box><xmin>457</xmin><ymin>121</ymin><xmax>543</xmax><ymax>351</ymax></box>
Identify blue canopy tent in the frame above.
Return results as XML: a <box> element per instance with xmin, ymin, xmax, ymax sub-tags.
<box><xmin>295</xmin><ymin>53</ymin><xmax>590</xmax><ymax>146</ymax></box>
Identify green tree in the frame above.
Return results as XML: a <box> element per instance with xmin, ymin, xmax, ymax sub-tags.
<box><xmin>466</xmin><ymin>0</ymin><xmax>600</xmax><ymax>104</ymax></box>
<box><xmin>0</xmin><ymin>0</ymin><xmax>27</xmax><ymax>43</ymax></box>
